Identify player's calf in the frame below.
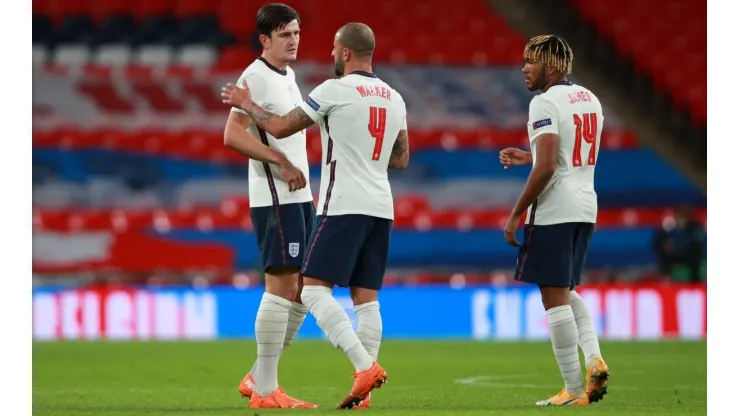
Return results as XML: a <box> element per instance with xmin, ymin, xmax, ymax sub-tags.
<box><xmin>570</xmin><ymin>290</ymin><xmax>604</xmax><ymax>367</ymax></box>
<box><xmin>243</xmin><ymin>268</ymin><xmax>307</xmax><ymax>398</ymax></box>
<box><xmin>352</xmin><ymin>287</ymin><xmax>383</xmax><ymax>365</ymax></box>
<box><xmin>352</xmin><ymin>293</ymin><xmax>382</xmax><ymax>409</ymax></box>
<box><xmin>541</xmin><ymin>286</ymin><xmax>585</xmax><ymax>397</ymax></box>
<box><xmin>300</xmin><ymin>283</ymin><xmax>374</xmax><ymax>372</ymax></box>
<box><xmin>569</xmin><ymin>290</ymin><xmax>609</xmax><ymax>403</ymax></box>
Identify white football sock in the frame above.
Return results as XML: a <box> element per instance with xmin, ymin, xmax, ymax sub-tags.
<box><xmin>301</xmin><ymin>285</ymin><xmax>373</xmax><ymax>372</ymax></box>
<box><xmin>355</xmin><ymin>301</ymin><xmax>382</xmax><ymax>361</ymax></box>
<box><xmin>249</xmin><ymin>301</ymin><xmax>307</xmax><ymax>377</ymax></box>
<box><xmin>282</xmin><ymin>301</ymin><xmax>307</xmax><ymax>352</ymax></box>
<box><xmin>570</xmin><ymin>291</ymin><xmax>602</xmax><ymax>368</ymax></box>
<box><xmin>547</xmin><ymin>305</ymin><xmax>584</xmax><ymax>394</ymax></box>
<box><xmin>253</xmin><ymin>292</ymin><xmax>291</xmax><ymax>396</ymax></box>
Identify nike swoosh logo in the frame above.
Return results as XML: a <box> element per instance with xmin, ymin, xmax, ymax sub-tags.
<box><xmin>562</xmin><ymin>396</ymin><xmax>583</xmax><ymax>405</ymax></box>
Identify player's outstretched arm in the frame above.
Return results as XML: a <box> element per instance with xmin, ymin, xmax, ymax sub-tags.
<box><xmin>388</xmin><ymin>129</ymin><xmax>409</xmax><ymax>170</ymax></box>
<box><xmin>250</xmin><ymin>106</ymin><xmax>316</xmax><ymax>139</ymax></box>
<box><xmin>221</xmin><ymin>82</ymin><xmax>316</xmax><ymax>138</ymax></box>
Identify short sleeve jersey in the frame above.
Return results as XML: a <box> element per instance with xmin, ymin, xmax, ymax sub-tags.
<box><xmin>298</xmin><ymin>71</ymin><xmax>407</xmax><ymax>220</ymax></box>
<box><xmin>526</xmin><ymin>81</ymin><xmax>604</xmax><ymax>225</ymax></box>
<box><xmin>231</xmin><ymin>57</ymin><xmax>312</xmax><ymax>207</ymax></box>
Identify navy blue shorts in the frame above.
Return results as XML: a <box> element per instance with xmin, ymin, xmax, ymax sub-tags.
<box><xmin>301</xmin><ymin>214</ymin><xmax>393</xmax><ymax>291</ymax></box>
<box><xmin>250</xmin><ymin>201</ymin><xmax>316</xmax><ymax>272</ymax></box>
<box><xmin>514</xmin><ymin>222</ymin><xmax>594</xmax><ymax>289</ymax></box>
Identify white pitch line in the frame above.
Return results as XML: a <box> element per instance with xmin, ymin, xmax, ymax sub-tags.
<box><xmin>453</xmin><ymin>375</ymin><xmax>706</xmax><ymax>392</ymax></box>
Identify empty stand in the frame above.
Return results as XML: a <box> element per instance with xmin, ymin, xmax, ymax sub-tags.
<box><xmin>31</xmin><ymin>0</ymin><xmax>706</xmax><ymax>275</ymax></box>
<box><xmin>570</xmin><ymin>0</ymin><xmax>706</xmax><ymax>124</ymax></box>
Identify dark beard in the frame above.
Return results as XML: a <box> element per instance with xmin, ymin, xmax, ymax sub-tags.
<box><xmin>528</xmin><ymin>69</ymin><xmax>547</xmax><ymax>91</ymax></box>
<box><xmin>334</xmin><ymin>61</ymin><xmax>344</xmax><ymax>78</ymax></box>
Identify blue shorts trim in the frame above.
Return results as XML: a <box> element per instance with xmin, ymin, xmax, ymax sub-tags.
<box><xmin>250</xmin><ymin>201</ymin><xmax>316</xmax><ymax>271</ymax></box>
<box><xmin>301</xmin><ymin>214</ymin><xmax>392</xmax><ymax>290</ymax></box>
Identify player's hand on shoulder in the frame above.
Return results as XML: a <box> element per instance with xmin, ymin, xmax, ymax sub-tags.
<box><xmin>221</xmin><ymin>80</ymin><xmax>252</xmax><ymax>110</ymax></box>
<box><xmin>499</xmin><ymin>148</ymin><xmax>529</xmax><ymax>169</ymax></box>
<box><xmin>276</xmin><ymin>160</ymin><xmax>307</xmax><ymax>192</ymax></box>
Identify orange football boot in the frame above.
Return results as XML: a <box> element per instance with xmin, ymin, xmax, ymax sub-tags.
<box><xmin>249</xmin><ymin>389</ymin><xmax>318</xmax><ymax>409</ymax></box>
<box><xmin>536</xmin><ymin>388</ymin><xmax>589</xmax><ymax>406</ymax></box>
<box><xmin>239</xmin><ymin>373</ymin><xmax>315</xmax><ymax>408</ymax></box>
<box><xmin>238</xmin><ymin>373</ymin><xmax>256</xmax><ymax>398</ymax></box>
<box><xmin>586</xmin><ymin>357</ymin><xmax>610</xmax><ymax>403</ymax></box>
<box><xmin>355</xmin><ymin>392</ymin><xmax>371</xmax><ymax>409</ymax></box>
<box><xmin>337</xmin><ymin>362</ymin><xmax>387</xmax><ymax>409</ymax></box>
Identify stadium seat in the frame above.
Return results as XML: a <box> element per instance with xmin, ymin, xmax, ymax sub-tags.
<box><xmin>175</xmin><ymin>0</ymin><xmax>217</xmax><ymax>18</ymax></box>
<box><xmin>177</xmin><ymin>45</ymin><xmax>218</xmax><ymax>67</ymax></box>
<box><xmin>31</xmin><ymin>0</ymin><xmax>706</xmax><ymax>275</ymax></box>
<box><xmin>132</xmin><ymin>0</ymin><xmax>172</xmax><ymax>20</ymax></box>
<box><xmin>569</xmin><ymin>0</ymin><xmax>706</xmax><ymax>124</ymax></box>
<box><xmin>93</xmin><ymin>45</ymin><xmax>132</xmax><ymax>66</ymax></box>
<box><xmin>133</xmin><ymin>45</ymin><xmax>174</xmax><ymax>66</ymax></box>
<box><xmin>53</xmin><ymin>45</ymin><xmax>91</xmax><ymax>66</ymax></box>
<box><xmin>33</xmin><ymin>46</ymin><xmax>48</xmax><ymax>66</ymax></box>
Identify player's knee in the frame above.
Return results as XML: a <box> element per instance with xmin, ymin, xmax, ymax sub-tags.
<box><xmin>300</xmin><ymin>284</ymin><xmax>332</xmax><ymax>306</ymax></box>
<box><xmin>350</xmin><ymin>287</ymin><xmax>378</xmax><ymax>305</ymax></box>
<box><xmin>264</xmin><ymin>266</ymin><xmax>300</xmax><ymax>300</ymax></box>
<box><xmin>539</xmin><ymin>286</ymin><xmax>571</xmax><ymax>310</ymax></box>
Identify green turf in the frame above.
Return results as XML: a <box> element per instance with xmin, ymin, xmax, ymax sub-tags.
<box><xmin>33</xmin><ymin>340</ymin><xmax>706</xmax><ymax>415</ymax></box>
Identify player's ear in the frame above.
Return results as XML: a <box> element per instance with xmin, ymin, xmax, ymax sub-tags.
<box><xmin>259</xmin><ymin>34</ymin><xmax>271</xmax><ymax>49</ymax></box>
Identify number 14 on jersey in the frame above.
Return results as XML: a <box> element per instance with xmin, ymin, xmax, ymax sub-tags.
<box><xmin>572</xmin><ymin>113</ymin><xmax>598</xmax><ymax>167</ymax></box>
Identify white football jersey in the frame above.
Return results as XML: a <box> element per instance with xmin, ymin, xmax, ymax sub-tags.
<box><xmin>298</xmin><ymin>71</ymin><xmax>407</xmax><ymax>220</ymax></box>
<box><xmin>526</xmin><ymin>81</ymin><xmax>604</xmax><ymax>225</ymax></box>
<box><xmin>231</xmin><ymin>57</ymin><xmax>313</xmax><ymax>207</ymax></box>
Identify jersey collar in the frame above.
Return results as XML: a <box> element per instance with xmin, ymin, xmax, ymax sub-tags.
<box><xmin>348</xmin><ymin>70</ymin><xmax>378</xmax><ymax>78</ymax></box>
<box><xmin>257</xmin><ymin>57</ymin><xmax>287</xmax><ymax>76</ymax></box>
<box><xmin>551</xmin><ymin>80</ymin><xmax>574</xmax><ymax>87</ymax></box>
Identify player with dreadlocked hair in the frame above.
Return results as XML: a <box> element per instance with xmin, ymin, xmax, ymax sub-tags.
<box><xmin>500</xmin><ymin>34</ymin><xmax>610</xmax><ymax>406</ymax></box>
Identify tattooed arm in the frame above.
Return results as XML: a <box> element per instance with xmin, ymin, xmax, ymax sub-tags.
<box><xmin>388</xmin><ymin>129</ymin><xmax>409</xmax><ymax>170</ymax></box>
<box><xmin>244</xmin><ymin>103</ymin><xmax>316</xmax><ymax>139</ymax></box>
<box><xmin>221</xmin><ymin>81</ymin><xmax>316</xmax><ymax>139</ymax></box>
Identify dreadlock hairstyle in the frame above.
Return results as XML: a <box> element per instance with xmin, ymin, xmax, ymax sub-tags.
<box><xmin>523</xmin><ymin>35</ymin><xmax>574</xmax><ymax>74</ymax></box>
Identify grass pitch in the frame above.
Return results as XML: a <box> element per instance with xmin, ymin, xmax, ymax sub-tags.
<box><xmin>33</xmin><ymin>340</ymin><xmax>706</xmax><ymax>415</ymax></box>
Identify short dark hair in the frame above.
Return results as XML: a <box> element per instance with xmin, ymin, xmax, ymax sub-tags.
<box><xmin>337</xmin><ymin>22</ymin><xmax>375</xmax><ymax>58</ymax></box>
<box><xmin>256</xmin><ymin>3</ymin><xmax>300</xmax><ymax>38</ymax></box>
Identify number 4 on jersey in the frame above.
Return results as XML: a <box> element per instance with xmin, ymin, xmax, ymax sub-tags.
<box><xmin>368</xmin><ymin>106</ymin><xmax>387</xmax><ymax>161</ymax></box>
<box><xmin>572</xmin><ymin>113</ymin><xmax>598</xmax><ymax>167</ymax></box>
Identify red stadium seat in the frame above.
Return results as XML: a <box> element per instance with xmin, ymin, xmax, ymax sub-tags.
<box><xmin>31</xmin><ymin>205</ymin><xmax>707</xmax><ymax>233</ymax></box>
<box><xmin>174</xmin><ymin>0</ymin><xmax>216</xmax><ymax>18</ymax></box>
<box><xmin>213</xmin><ymin>47</ymin><xmax>254</xmax><ymax>72</ymax></box>
<box><xmin>569</xmin><ymin>0</ymin><xmax>705</xmax><ymax>124</ymax></box>
<box><xmin>33</xmin><ymin>0</ymin><xmax>54</xmax><ymax>15</ymax></box>
<box><xmin>77</xmin><ymin>79</ymin><xmax>136</xmax><ymax>113</ymax></box>
<box><xmin>89</xmin><ymin>0</ymin><xmax>132</xmax><ymax>21</ymax></box>
<box><xmin>48</xmin><ymin>0</ymin><xmax>89</xmax><ymax>21</ymax></box>
<box><xmin>181</xmin><ymin>80</ymin><xmax>223</xmax><ymax>113</ymax></box>
<box><xmin>132</xmin><ymin>0</ymin><xmax>172</xmax><ymax>19</ymax></box>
